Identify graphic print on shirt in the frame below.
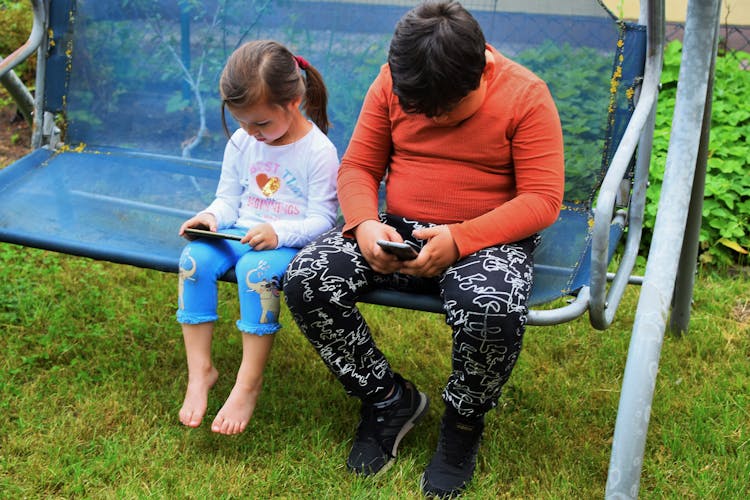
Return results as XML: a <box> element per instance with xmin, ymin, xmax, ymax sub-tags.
<box><xmin>256</xmin><ymin>173</ymin><xmax>281</xmax><ymax>196</ymax></box>
<box><xmin>247</xmin><ymin>160</ymin><xmax>301</xmax><ymax>219</ymax></box>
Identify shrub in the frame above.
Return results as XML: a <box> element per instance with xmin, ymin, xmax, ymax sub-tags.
<box><xmin>0</xmin><ymin>1</ymin><xmax>35</xmax><ymax>83</ymax></box>
<box><xmin>645</xmin><ymin>41</ymin><xmax>750</xmax><ymax>266</ymax></box>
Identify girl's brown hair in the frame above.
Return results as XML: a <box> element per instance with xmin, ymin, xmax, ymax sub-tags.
<box><xmin>219</xmin><ymin>40</ymin><xmax>330</xmax><ymax>136</ymax></box>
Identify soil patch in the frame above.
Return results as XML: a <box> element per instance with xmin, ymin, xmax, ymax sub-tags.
<box><xmin>0</xmin><ymin>105</ymin><xmax>32</xmax><ymax>167</ymax></box>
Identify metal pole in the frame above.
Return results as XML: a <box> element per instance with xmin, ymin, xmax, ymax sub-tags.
<box><xmin>30</xmin><ymin>0</ymin><xmax>49</xmax><ymax>150</ymax></box>
<box><xmin>0</xmin><ymin>56</ymin><xmax>35</xmax><ymax>124</ymax></box>
<box><xmin>589</xmin><ymin>0</ymin><xmax>664</xmax><ymax>330</ymax></box>
<box><xmin>669</xmin><ymin>15</ymin><xmax>720</xmax><ymax>335</ymax></box>
<box><xmin>0</xmin><ymin>0</ymin><xmax>45</xmax><ymax>79</ymax></box>
<box><xmin>605</xmin><ymin>0</ymin><xmax>721</xmax><ymax>497</ymax></box>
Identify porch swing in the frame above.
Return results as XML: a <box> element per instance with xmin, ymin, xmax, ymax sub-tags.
<box><xmin>0</xmin><ymin>1</ymin><xmax>722</xmax><ymax>497</ymax></box>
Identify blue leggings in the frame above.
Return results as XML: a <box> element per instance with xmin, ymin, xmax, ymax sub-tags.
<box><xmin>176</xmin><ymin>228</ymin><xmax>298</xmax><ymax>335</ymax></box>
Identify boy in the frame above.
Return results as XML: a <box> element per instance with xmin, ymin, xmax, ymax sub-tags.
<box><xmin>284</xmin><ymin>1</ymin><xmax>564</xmax><ymax>496</ymax></box>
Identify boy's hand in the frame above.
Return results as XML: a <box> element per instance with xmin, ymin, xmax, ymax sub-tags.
<box><xmin>242</xmin><ymin>223</ymin><xmax>278</xmax><ymax>250</ymax></box>
<box><xmin>354</xmin><ymin>220</ymin><xmax>405</xmax><ymax>274</ymax></box>
<box><xmin>400</xmin><ymin>225</ymin><xmax>459</xmax><ymax>277</ymax></box>
<box><xmin>179</xmin><ymin>213</ymin><xmax>218</xmax><ymax>239</ymax></box>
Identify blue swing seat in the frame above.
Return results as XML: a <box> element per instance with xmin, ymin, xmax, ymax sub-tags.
<box><xmin>0</xmin><ymin>0</ymin><xmax>654</xmax><ymax>328</ymax></box>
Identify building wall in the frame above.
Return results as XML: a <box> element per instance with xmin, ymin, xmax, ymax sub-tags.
<box><xmin>602</xmin><ymin>0</ymin><xmax>750</xmax><ymax>25</ymax></box>
<box><xmin>313</xmin><ymin>1</ymin><xmax>748</xmax><ymax>23</ymax></box>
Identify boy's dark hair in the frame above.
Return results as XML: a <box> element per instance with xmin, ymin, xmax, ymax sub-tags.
<box><xmin>220</xmin><ymin>40</ymin><xmax>330</xmax><ymax>135</ymax></box>
<box><xmin>388</xmin><ymin>1</ymin><xmax>486</xmax><ymax>117</ymax></box>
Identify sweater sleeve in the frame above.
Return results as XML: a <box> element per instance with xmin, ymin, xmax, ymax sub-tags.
<box><xmin>449</xmin><ymin>81</ymin><xmax>565</xmax><ymax>257</ymax></box>
<box><xmin>202</xmin><ymin>132</ymin><xmax>244</xmax><ymax>228</ymax></box>
<box><xmin>337</xmin><ymin>68</ymin><xmax>393</xmax><ymax>237</ymax></box>
<box><xmin>270</xmin><ymin>140</ymin><xmax>340</xmax><ymax>248</ymax></box>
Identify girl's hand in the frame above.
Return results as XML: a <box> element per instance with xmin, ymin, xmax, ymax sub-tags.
<box><xmin>179</xmin><ymin>213</ymin><xmax>218</xmax><ymax>239</ymax></box>
<box><xmin>242</xmin><ymin>223</ymin><xmax>278</xmax><ymax>250</ymax></box>
<box><xmin>400</xmin><ymin>225</ymin><xmax>459</xmax><ymax>278</ymax></box>
<box><xmin>354</xmin><ymin>220</ymin><xmax>405</xmax><ymax>275</ymax></box>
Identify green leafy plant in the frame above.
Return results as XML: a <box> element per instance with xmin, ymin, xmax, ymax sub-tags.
<box><xmin>645</xmin><ymin>41</ymin><xmax>750</xmax><ymax>266</ymax></box>
<box><xmin>0</xmin><ymin>1</ymin><xmax>35</xmax><ymax>82</ymax></box>
<box><xmin>0</xmin><ymin>0</ymin><xmax>35</xmax><ymax>113</ymax></box>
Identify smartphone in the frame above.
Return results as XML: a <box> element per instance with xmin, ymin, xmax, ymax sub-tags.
<box><xmin>376</xmin><ymin>239</ymin><xmax>420</xmax><ymax>261</ymax></box>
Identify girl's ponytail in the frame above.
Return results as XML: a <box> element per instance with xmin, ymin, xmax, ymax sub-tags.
<box><xmin>297</xmin><ymin>58</ymin><xmax>330</xmax><ymax>135</ymax></box>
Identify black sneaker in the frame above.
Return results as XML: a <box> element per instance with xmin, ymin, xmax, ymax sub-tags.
<box><xmin>421</xmin><ymin>409</ymin><xmax>484</xmax><ymax>498</ymax></box>
<box><xmin>346</xmin><ymin>373</ymin><xmax>429</xmax><ymax>476</ymax></box>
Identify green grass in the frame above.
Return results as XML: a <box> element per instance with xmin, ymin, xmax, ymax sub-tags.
<box><xmin>1</xmin><ymin>242</ymin><xmax>748</xmax><ymax>498</ymax></box>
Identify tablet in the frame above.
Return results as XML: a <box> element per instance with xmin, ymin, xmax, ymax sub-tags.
<box><xmin>184</xmin><ymin>228</ymin><xmax>243</xmax><ymax>241</ymax></box>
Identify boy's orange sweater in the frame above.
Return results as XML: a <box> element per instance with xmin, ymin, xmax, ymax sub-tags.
<box><xmin>338</xmin><ymin>45</ymin><xmax>565</xmax><ymax>258</ymax></box>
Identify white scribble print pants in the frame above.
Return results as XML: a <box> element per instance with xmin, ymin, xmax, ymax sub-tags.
<box><xmin>284</xmin><ymin>214</ymin><xmax>538</xmax><ymax>418</ymax></box>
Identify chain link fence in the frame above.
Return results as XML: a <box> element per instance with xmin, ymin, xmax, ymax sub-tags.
<box><xmin>666</xmin><ymin>22</ymin><xmax>750</xmax><ymax>55</ymax></box>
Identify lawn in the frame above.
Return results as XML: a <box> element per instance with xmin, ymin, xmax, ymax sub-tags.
<box><xmin>0</xmin><ymin>242</ymin><xmax>748</xmax><ymax>498</ymax></box>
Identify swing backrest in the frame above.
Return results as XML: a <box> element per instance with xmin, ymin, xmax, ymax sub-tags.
<box><xmin>0</xmin><ymin>0</ymin><xmax>646</xmax><ymax>318</ymax></box>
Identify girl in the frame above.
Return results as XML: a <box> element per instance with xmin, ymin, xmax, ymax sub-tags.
<box><xmin>176</xmin><ymin>40</ymin><xmax>339</xmax><ymax>435</ymax></box>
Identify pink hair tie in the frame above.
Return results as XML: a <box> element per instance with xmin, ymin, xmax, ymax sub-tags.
<box><xmin>294</xmin><ymin>55</ymin><xmax>310</xmax><ymax>70</ymax></box>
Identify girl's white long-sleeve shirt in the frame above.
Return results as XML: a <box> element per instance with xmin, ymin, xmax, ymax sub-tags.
<box><xmin>203</xmin><ymin>124</ymin><xmax>339</xmax><ymax>248</ymax></box>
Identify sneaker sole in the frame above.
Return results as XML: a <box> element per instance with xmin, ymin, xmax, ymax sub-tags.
<box><xmin>349</xmin><ymin>390</ymin><xmax>431</xmax><ymax>477</ymax></box>
<box><xmin>420</xmin><ymin>473</ymin><xmax>454</xmax><ymax>498</ymax></box>
<box><xmin>420</xmin><ymin>473</ymin><xmax>466</xmax><ymax>498</ymax></box>
<box><xmin>377</xmin><ymin>391</ymin><xmax>429</xmax><ymax>475</ymax></box>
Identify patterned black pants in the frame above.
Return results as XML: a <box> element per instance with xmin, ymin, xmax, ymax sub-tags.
<box><xmin>283</xmin><ymin>214</ymin><xmax>537</xmax><ymax>418</ymax></box>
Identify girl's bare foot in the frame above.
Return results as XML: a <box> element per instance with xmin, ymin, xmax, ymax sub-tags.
<box><xmin>210</xmin><ymin>380</ymin><xmax>262</xmax><ymax>435</ymax></box>
<box><xmin>179</xmin><ymin>366</ymin><xmax>219</xmax><ymax>428</ymax></box>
